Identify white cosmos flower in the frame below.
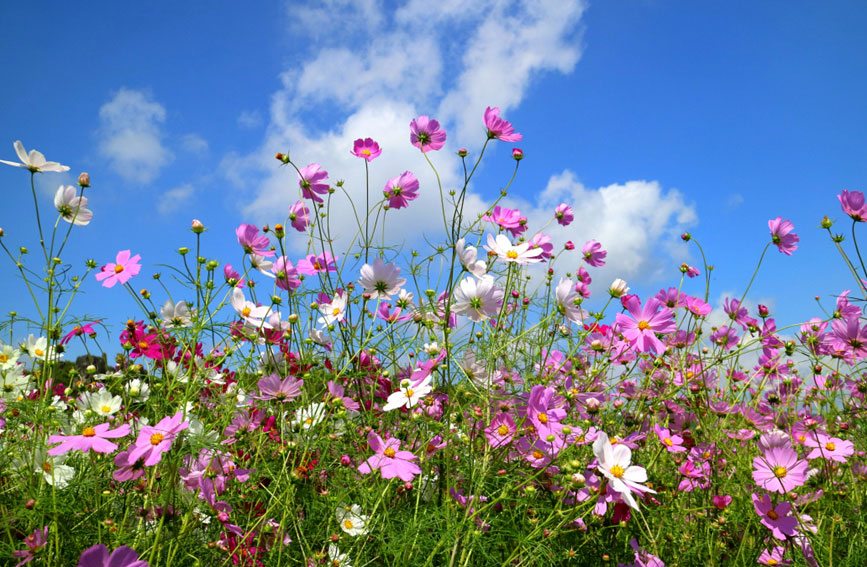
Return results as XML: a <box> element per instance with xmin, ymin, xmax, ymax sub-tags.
<box><xmin>0</xmin><ymin>140</ymin><xmax>69</xmax><ymax>172</ymax></box>
<box><xmin>309</xmin><ymin>327</ymin><xmax>332</xmax><ymax>350</ymax></box>
<box><xmin>161</xmin><ymin>299</ymin><xmax>195</xmax><ymax>328</ymax></box>
<box><xmin>484</xmin><ymin>233</ymin><xmax>543</xmax><ymax>265</ymax></box>
<box><xmin>54</xmin><ymin>185</ymin><xmax>93</xmax><ymax>226</ymax></box>
<box><xmin>336</xmin><ymin>504</ymin><xmax>369</xmax><ymax>536</ymax></box>
<box><xmin>125</xmin><ymin>378</ymin><xmax>151</xmax><ymax>402</ymax></box>
<box><xmin>23</xmin><ymin>334</ymin><xmax>61</xmax><ymax>362</ymax></box>
<box><xmin>359</xmin><ymin>258</ymin><xmax>406</xmax><ymax>300</ymax></box>
<box><xmin>293</xmin><ymin>402</ymin><xmax>327</xmax><ymax>430</ymax></box>
<box><xmin>456</xmin><ymin>237</ymin><xmax>488</xmax><ymax>278</ymax></box>
<box><xmin>395</xmin><ymin>288</ymin><xmax>415</xmax><ymax>310</ymax></box>
<box><xmin>383</xmin><ymin>375</ymin><xmax>433</xmax><ymax>411</ymax></box>
<box><xmin>249</xmin><ymin>254</ymin><xmax>274</xmax><ymax>277</ymax></box>
<box><xmin>231</xmin><ymin>288</ymin><xmax>273</xmax><ymax>329</ymax></box>
<box><xmin>0</xmin><ymin>341</ymin><xmax>20</xmax><ymax>370</ymax></box>
<box><xmin>328</xmin><ymin>544</ymin><xmax>352</xmax><ymax>567</ymax></box>
<box><xmin>318</xmin><ymin>291</ymin><xmax>348</xmax><ymax>326</ymax></box>
<box><xmin>451</xmin><ymin>276</ymin><xmax>503</xmax><ymax>322</ymax></box>
<box><xmin>84</xmin><ymin>389</ymin><xmax>123</xmax><ymax>418</ymax></box>
<box><xmin>1</xmin><ymin>365</ymin><xmax>29</xmax><ymax>399</ymax></box>
<box><xmin>33</xmin><ymin>450</ymin><xmax>75</xmax><ymax>489</ymax></box>
<box><xmin>592</xmin><ymin>431</ymin><xmax>656</xmax><ymax>510</ymax></box>
<box><xmin>555</xmin><ymin>278</ymin><xmax>589</xmax><ymax>324</ymax></box>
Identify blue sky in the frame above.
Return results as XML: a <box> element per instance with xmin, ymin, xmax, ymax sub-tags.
<box><xmin>1</xmin><ymin>1</ymin><xmax>866</xmax><ymax>353</ymax></box>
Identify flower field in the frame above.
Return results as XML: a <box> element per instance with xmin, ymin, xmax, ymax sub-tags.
<box><xmin>1</xmin><ymin>109</ymin><xmax>866</xmax><ymax>567</ymax></box>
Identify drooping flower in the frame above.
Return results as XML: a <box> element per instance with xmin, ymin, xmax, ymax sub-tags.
<box><xmin>451</xmin><ymin>276</ymin><xmax>503</xmax><ymax>322</ymax></box>
<box><xmin>592</xmin><ymin>431</ymin><xmax>656</xmax><ymax>510</ymax></box>
<box><xmin>351</xmin><ymin>138</ymin><xmax>381</xmax><ymax>161</ymax></box>
<box><xmin>357</xmin><ymin>430</ymin><xmax>421</xmax><ymax>482</ymax></box>
<box><xmin>484</xmin><ymin>233</ymin><xmax>543</xmax><ymax>264</ymax></box>
<box><xmin>127</xmin><ymin>411</ymin><xmax>189</xmax><ymax>466</ymax></box>
<box><xmin>838</xmin><ymin>189</ymin><xmax>867</xmax><ymax>222</ymax></box>
<box><xmin>76</xmin><ymin>544</ymin><xmax>149</xmax><ymax>567</ymax></box>
<box><xmin>484</xmin><ymin>106</ymin><xmax>522</xmax><ymax>142</ymax></box>
<box><xmin>359</xmin><ymin>258</ymin><xmax>406</xmax><ymax>300</ymax></box>
<box><xmin>768</xmin><ymin>217</ymin><xmax>799</xmax><ymax>255</ymax></box>
<box><xmin>410</xmin><ymin>115</ymin><xmax>446</xmax><ymax>152</ymax></box>
<box><xmin>383</xmin><ymin>170</ymin><xmax>419</xmax><ymax>209</ymax></box>
<box><xmin>554</xmin><ymin>203</ymin><xmax>574</xmax><ymax>226</ymax></box>
<box><xmin>288</xmin><ymin>200</ymin><xmax>311</xmax><ymax>232</ymax></box>
<box><xmin>223</xmin><ymin>264</ymin><xmax>245</xmax><ymax>288</ymax></box>
<box><xmin>555</xmin><ymin>278</ymin><xmax>588</xmax><ymax>324</ymax></box>
<box><xmin>752</xmin><ymin>446</ymin><xmax>808</xmax><ymax>493</ymax></box>
<box><xmin>54</xmin><ymin>185</ymin><xmax>93</xmax><ymax>225</ymax></box>
<box><xmin>615</xmin><ymin>296</ymin><xmax>677</xmax><ymax>354</ymax></box>
<box><xmin>1</xmin><ymin>140</ymin><xmax>69</xmax><ymax>172</ymax></box>
<box><xmin>752</xmin><ymin>492</ymin><xmax>798</xmax><ymax>540</ymax></box>
<box><xmin>455</xmin><ymin>238</ymin><xmax>488</xmax><ymax>278</ymax></box>
<box><xmin>95</xmin><ymin>250</ymin><xmax>141</xmax><ymax>288</ymax></box>
<box><xmin>47</xmin><ymin>422</ymin><xmax>131</xmax><ymax>456</ymax></box>
<box><xmin>298</xmin><ymin>163</ymin><xmax>329</xmax><ymax>203</ymax></box>
<box><xmin>336</xmin><ymin>504</ymin><xmax>369</xmax><ymax>537</ymax></box>
<box><xmin>581</xmin><ymin>240</ymin><xmax>607</xmax><ymax>267</ymax></box>
<box><xmin>235</xmin><ymin>223</ymin><xmax>274</xmax><ymax>257</ymax></box>
<box><xmin>318</xmin><ymin>290</ymin><xmax>348</xmax><ymax>326</ymax></box>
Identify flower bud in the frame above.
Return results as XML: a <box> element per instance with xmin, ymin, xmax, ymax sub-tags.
<box><xmin>681</xmin><ymin>232</ymin><xmax>691</xmax><ymax>241</ymax></box>
<box><xmin>275</xmin><ymin>152</ymin><xmax>290</xmax><ymax>164</ymax></box>
<box><xmin>608</xmin><ymin>278</ymin><xmax>629</xmax><ymax>298</ymax></box>
<box><xmin>178</xmin><ymin>247</ymin><xmax>189</xmax><ymax>255</ymax></box>
<box><xmin>564</xmin><ymin>240</ymin><xmax>575</xmax><ymax>250</ymax></box>
<box><xmin>512</xmin><ymin>148</ymin><xmax>524</xmax><ymax>161</ymax></box>
<box><xmin>457</xmin><ymin>148</ymin><xmax>468</xmax><ymax>157</ymax></box>
<box><xmin>191</xmin><ymin>219</ymin><xmax>204</xmax><ymax>233</ymax></box>
<box><xmin>821</xmin><ymin>216</ymin><xmax>833</xmax><ymax>229</ymax></box>
<box><xmin>78</xmin><ymin>172</ymin><xmax>90</xmax><ymax>187</ymax></box>
<box><xmin>273</xmin><ymin>224</ymin><xmax>285</xmax><ymax>237</ymax></box>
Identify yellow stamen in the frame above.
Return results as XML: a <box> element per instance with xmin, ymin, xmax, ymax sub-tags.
<box><xmin>82</xmin><ymin>426</ymin><xmax>96</xmax><ymax>437</ymax></box>
<box><xmin>101</xmin><ymin>405</ymin><xmax>112</xmax><ymax>413</ymax></box>
<box><xmin>767</xmin><ymin>510</ymin><xmax>779</xmax><ymax>520</ymax></box>
<box><xmin>361</xmin><ymin>149</ymin><xmax>371</xmax><ymax>156</ymax></box>
<box><xmin>384</xmin><ymin>448</ymin><xmax>396</xmax><ymax>458</ymax></box>
<box><xmin>343</xmin><ymin>519</ymin><xmax>354</xmax><ymax>529</ymax></box>
<box><xmin>773</xmin><ymin>466</ymin><xmax>788</xmax><ymax>479</ymax></box>
<box><xmin>610</xmin><ymin>464</ymin><xmax>625</xmax><ymax>478</ymax></box>
<box><xmin>497</xmin><ymin>424</ymin><xmax>510</xmax><ymax>435</ymax></box>
<box><xmin>825</xmin><ymin>442</ymin><xmax>836</xmax><ymax>451</ymax></box>
<box><xmin>506</xmin><ymin>250</ymin><xmax>518</xmax><ymax>259</ymax></box>
<box><xmin>150</xmin><ymin>433</ymin><xmax>165</xmax><ymax>445</ymax></box>
<box><xmin>241</xmin><ymin>306</ymin><xmax>251</xmax><ymax>317</ymax></box>
<box><xmin>34</xmin><ymin>348</ymin><xmax>45</xmax><ymax>357</ymax></box>
<box><xmin>537</xmin><ymin>412</ymin><xmax>548</xmax><ymax>424</ymax></box>
<box><xmin>406</xmin><ymin>389</ymin><xmax>415</xmax><ymax>397</ymax></box>
<box><xmin>114</xmin><ymin>264</ymin><xmax>124</xmax><ymax>274</ymax></box>
<box><xmin>532</xmin><ymin>450</ymin><xmax>544</xmax><ymax>459</ymax></box>
<box><xmin>638</xmin><ymin>321</ymin><xmax>650</xmax><ymax>331</ymax></box>
<box><xmin>664</xmin><ymin>438</ymin><xmax>673</xmax><ymax>446</ymax></box>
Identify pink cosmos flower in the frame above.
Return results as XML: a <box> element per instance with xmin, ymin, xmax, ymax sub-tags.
<box><xmin>752</xmin><ymin>493</ymin><xmax>798</xmax><ymax>540</ymax></box>
<box><xmin>752</xmin><ymin>446</ymin><xmax>808</xmax><ymax>493</ymax></box>
<box><xmin>554</xmin><ymin>203</ymin><xmax>574</xmax><ymax>226</ymax></box>
<box><xmin>830</xmin><ymin>316</ymin><xmax>867</xmax><ymax>359</ymax></box>
<box><xmin>351</xmin><ymin>137</ymin><xmax>381</xmax><ymax>161</ymax></box>
<box><xmin>271</xmin><ymin>256</ymin><xmax>301</xmax><ymax>291</ymax></box>
<box><xmin>757</xmin><ymin>547</ymin><xmax>791</xmax><ymax>566</ymax></box>
<box><xmin>357</xmin><ymin>431</ymin><xmax>421</xmax><ymax>482</ymax></box>
<box><xmin>526</xmin><ymin>385</ymin><xmax>566</xmax><ymax>443</ymax></box>
<box><xmin>484</xmin><ymin>413</ymin><xmax>516</xmax><ymax>448</ymax></box>
<box><xmin>223</xmin><ymin>264</ymin><xmax>245</xmax><ymax>287</ymax></box>
<box><xmin>12</xmin><ymin>526</ymin><xmax>48</xmax><ymax>566</ymax></box>
<box><xmin>47</xmin><ymin>422</ymin><xmax>131</xmax><ymax>456</ymax></box>
<box><xmin>288</xmin><ymin>200</ymin><xmax>311</xmax><ymax>232</ymax></box>
<box><xmin>236</xmin><ymin>224</ymin><xmax>274</xmax><ymax>257</ymax></box>
<box><xmin>296</xmin><ymin>251</ymin><xmax>337</xmax><ymax>276</ymax></box>
<box><xmin>615</xmin><ymin>296</ymin><xmax>676</xmax><ymax>354</ymax></box>
<box><xmin>298</xmin><ymin>163</ymin><xmax>329</xmax><ymax>203</ymax></box>
<box><xmin>581</xmin><ymin>240</ymin><xmax>607</xmax><ymax>267</ymax></box>
<box><xmin>258</xmin><ymin>374</ymin><xmax>303</xmax><ymax>402</ymax></box>
<box><xmin>803</xmin><ymin>432</ymin><xmax>855</xmax><ymax>462</ymax></box>
<box><xmin>383</xmin><ymin>171</ymin><xmax>419</xmax><ymax>209</ymax></box>
<box><xmin>768</xmin><ymin>217</ymin><xmax>799</xmax><ymax>255</ymax></box>
<box><xmin>654</xmin><ymin>424</ymin><xmax>686</xmax><ymax>453</ymax></box>
<box><xmin>712</xmin><ymin>495</ymin><xmax>732</xmax><ymax>509</ymax></box>
<box><xmin>60</xmin><ymin>320</ymin><xmax>101</xmax><ymax>345</ymax></box>
<box><xmin>484</xmin><ymin>106</ymin><xmax>522</xmax><ymax>142</ymax></box>
<box><xmin>95</xmin><ymin>250</ymin><xmax>141</xmax><ymax>288</ymax></box>
<box><xmin>483</xmin><ymin>205</ymin><xmax>525</xmax><ymax>237</ymax></box>
<box><xmin>527</xmin><ymin>233</ymin><xmax>554</xmax><ymax>261</ymax></box>
<box><xmin>127</xmin><ymin>411</ymin><xmax>189</xmax><ymax>467</ymax></box>
<box><xmin>410</xmin><ymin>115</ymin><xmax>446</xmax><ymax>152</ymax></box>
<box><xmin>77</xmin><ymin>544</ymin><xmax>149</xmax><ymax>567</ymax></box>
<box><xmin>113</xmin><ymin>449</ymin><xmax>147</xmax><ymax>482</ymax></box>
<box><xmin>838</xmin><ymin>189</ymin><xmax>867</xmax><ymax>222</ymax></box>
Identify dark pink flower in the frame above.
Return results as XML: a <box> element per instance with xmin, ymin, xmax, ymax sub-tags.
<box><xmin>223</xmin><ymin>264</ymin><xmax>245</xmax><ymax>288</ymax></box>
<box><xmin>712</xmin><ymin>494</ymin><xmax>732</xmax><ymax>509</ymax></box>
<box><xmin>298</xmin><ymin>163</ymin><xmax>329</xmax><ymax>203</ymax></box>
<box><xmin>77</xmin><ymin>544</ymin><xmax>149</xmax><ymax>567</ymax></box>
<box><xmin>235</xmin><ymin>223</ymin><xmax>274</xmax><ymax>257</ymax></box>
<box><xmin>351</xmin><ymin>137</ymin><xmax>381</xmax><ymax>161</ymax></box>
<box><xmin>410</xmin><ymin>116</ymin><xmax>446</xmax><ymax>152</ymax></box>
<box><xmin>615</xmin><ymin>296</ymin><xmax>676</xmax><ymax>354</ymax></box>
<box><xmin>483</xmin><ymin>205</ymin><xmax>525</xmax><ymax>237</ymax></box>
<box><xmin>511</xmin><ymin>148</ymin><xmax>524</xmax><ymax>160</ymax></box>
<box><xmin>838</xmin><ymin>189</ymin><xmax>867</xmax><ymax>222</ymax></box>
<box><xmin>383</xmin><ymin>171</ymin><xmax>419</xmax><ymax>209</ymax></box>
<box><xmin>484</xmin><ymin>106</ymin><xmax>522</xmax><ymax>142</ymax></box>
<box><xmin>12</xmin><ymin>526</ymin><xmax>48</xmax><ymax>566</ymax></box>
<box><xmin>752</xmin><ymin>492</ymin><xmax>798</xmax><ymax>540</ymax></box>
<box><xmin>581</xmin><ymin>240</ymin><xmax>606</xmax><ymax>267</ymax></box>
<box><xmin>95</xmin><ymin>250</ymin><xmax>141</xmax><ymax>288</ymax></box>
<box><xmin>60</xmin><ymin>320</ymin><xmax>101</xmax><ymax>345</ymax></box>
<box><xmin>554</xmin><ymin>203</ymin><xmax>574</xmax><ymax>226</ymax></box>
<box><xmin>654</xmin><ymin>423</ymin><xmax>686</xmax><ymax>453</ymax></box>
<box><xmin>768</xmin><ymin>217</ymin><xmax>799</xmax><ymax>255</ymax></box>
<box><xmin>47</xmin><ymin>422</ymin><xmax>131</xmax><ymax>456</ymax></box>
<box><xmin>357</xmin><ymin>431</ymin><xmax>421</xmax><ymax>482</ymax></box>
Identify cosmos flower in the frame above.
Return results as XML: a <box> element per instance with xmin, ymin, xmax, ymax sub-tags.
<box><xmin>47</xmin><ymin>422</ymin><xmax>131</xmax><ymax>456</ymax></box>
<box><xmin>383</xmin><ymin>171</ymin><xmax>419</xmax><ymax>209</ymax></box>
<box><xmin>1</xmin><ymin>140</ymin><xmax>69</xmax><ymax>172</ymax></box>
<box><xmin>455</xmin><ymin>238</ymin><xmax>488</xmax><ymax>278</ymax></box>
<box><xmin>359</xmin><ymin>258</ymin><xmax>406</xmax><ymax>300</ymax></box>
<box><xmin>54</xmin><ymin>185</ymin><xmax>92</xmax><ymax>226</ymax></box>
<box><xmin>127</xmin><ymin>411</ymin><xmax>189</xmax><ymax>467</ymax></box>
<box><xmin>336</xmin><ymin>504</ymin><xmax>369</xmax><ymax>537</ymax></box>
<box><xmin>351</xmin><ymin>138</ymin><xmax>381</xmax><ymax>161</ymax></box>
<box><xmin>95</xmin><ymin>250</ymin><xmax>141</xmax><ymax>288</ymax></box>
<box><xmin>410</xmin><ymin>115</ymin><xmax>446</xmax><ymax>152</ymax></box>
<box><xmin>357</xmin><ymin>431</ymin><xmax>421</xmax><ymax>482</ymax></box>
<box><xmin>768</xmin><ymin>217</ymin><xmax>799</xmax><ymax>255</ymax></box>
<box><xmin>451</xmin><ymin>276</ymin><xmax>503</xmax><ymax>322</ymax></box>
<box><xmin>838</xmin><ymin>189</ymin><xmax>867</xmax><ymax>222</ymax></box>
<box><xmin>615</xmin><ymin>296</ymin><xmax>676</xmax><ymax>354</ymax></box>
<box><xmin>484</xmin><ymin>233</ymin><xmax>543</xmax><ymax>264</ymax></box>
<box><xmin>752</xmin><ymin>446</ymin><xmax>808</xmax><ymax>493</ymax></box>
<box><xmin>592</xmin><ymin>431</ymin><xmax>656</xmax><ymax>510</ymax></box>
<box><xmin>298</xmin><ymin>163</ymin><xmax>329</xmax><ymax>203</ymax></box>
<box><xmin>581</xmin><ymin>240</ymin><xmax>607</xmax><ymax>267</ymax></box>
<box><xmin>484</xmin><ymin>106</ymin><xmax>522</xmax><ymax>142</ymax></box>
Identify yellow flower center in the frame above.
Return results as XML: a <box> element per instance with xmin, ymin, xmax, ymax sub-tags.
<box><xmin>406</xmin><ymin>389</ymin><xmax>415</xmax><ymax>397</ymax></box>
<box><xmin>138</xmin><ymin>341</ymin><xmax>149</xmax><ymax>350</ymax></box>
<box><xmin>773</xmin><ymin>466</ymin><xmax>788</xmax><ymax>478</ymax></box>
<box><xmin>532</xmin><ymin>450</ymin><xmax>544</xmax><ymax>459</ymax></box>
<box><xmin>82</xmin><ymin>426</ymin><xmax>96</xmax><ymax>437</ymax></box>
<box><xmin>42</xmin><ymin>462</ymin><xmax>52</xmax><ymax>472</ymax></box>
<box><xmin>0</xmin><ymin>354</ymin><xmax>7</xmax><ymax>363</ymax></box>
<box><xmin>114</xmin><ymin>264</ymin><xmax>124</xmax><ymax>274</ymax></box>
<box><xmin>767</xmin><ymin>510</ymin><xmax>779</xmax><ymax>520</ymax></box>
<box><xmin>343</xmin><ymin>519</ymin><xmax>354</xmax><ymax>529</ymax></box>
<box><xmin>332</xmin><ymin>308</ymin><xmax>341</xmax><ymax>316</ymax></box>
<box><xmin>825</xmin><ymin>442</ymin><xmax>836</xmax><ymax>451</ymax></box>
<box><xmin>34</xmin><ymin>348</ymin><xmax>45</xmax><ymax>357</ymax></box>
<box><xmin>384</xmin><ymin>448</ymin><xmax>396</xmax><ymax>458</ymax></box>
<box><xmin>664</xmin><ymin>438</ymin><xmax>673</xmax><ymax>446</ymax></box>
<box><xmin>506</xmin><ymin>250</ymin><xmax>518</xmax><ymax>259</ymax></box>
<box><xmin>101</xmin><ymin>405</ymin><xmax>112</xmax><ymax>414</ymax></box>
<box><xmin>314</xmin><ymin>261</ymin><xmax>322</xmax><ymax>270</ymax></box>
<box><xmin>537</xmin><ymin>412</ymin><xmax>548</xmax><ymax>424</ymax></box>
<box><xmin>361</xmin><ymin>149</ymin><xmax>371</xmax><ymax>156</ymax></box>
<box><xmin>305</xmin><ymin>418</ymin><xmax>313</xmax><ymax>425</ymax></box>
<box><xmin>150</xmin><ymin>433</ymin><xmax>165</xmax><ymax>445</ymax></box>
<box><xmin>241</xmin><ymin>306</ymin><xmax>251</xmax><ymax>317</ymax></box>
<box><xmin>766</xmin><ymin>560</ymin><xmax>778</xmax><ymax>566</ymax></box>
<box><xmin>610</xmin><ymin>464</ymin><xmax>625</xmax><ymax>478</ymax></box>
<box><xmin>638</xmin><ymin>321</ymin><xmax>650</xmax><ymax>331</ymax></box>
<box><xmin>497</xmin><ymin>424</ymin><xmax>510</xmax><ymax>435</ymax></box>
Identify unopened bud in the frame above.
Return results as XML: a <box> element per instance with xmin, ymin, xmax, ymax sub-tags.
<box><xmin>275</xmin><ymin>152</ymin><xmax>290</xmax><ymax>164</ymax></box>
<box><xmin>512</xmin><ymin>148</ymin><xmax>524</xmax><ymax>161</ymax></box>
<box><xmin>191</xmin><ymin>219</ymin><xmax>204</xmax><ymax>233</ymax></box>
<box><xmin>457</xmin><ymin>148</ymin><xmax>468</xmax><ymax>157</ymax></box>
<box><xmin>78</xmin><ymin>172</ymin><xmax>90</xmax><ymax>187</ymax></box>
<box><xmin>821</xmin><ymin>216</ymin><xmax>833</xmax><ymax>229</ymax></box>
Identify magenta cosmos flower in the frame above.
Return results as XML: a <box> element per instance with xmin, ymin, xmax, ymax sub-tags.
<box><xmin>351</xmin><ymin>137</ymin><xmax>381</xmax><ymax>161</ymax></box>
<box><xmin>752</xmin><ymin>446</ymin><xmax>808</xmax><ymax>493</ymax></box>
<box><xmin>484</xmin><ymin>106</ymin><xmax>522</xmax><ymax>142</ymax></box>
<box><xmin>581</xmin><ymin>240</ymin><xmax>607</xmax><ymax>267</ymax></box>
<box><xmin>554</xmin><ymin>203</ymin><xmax>574</xmax><ymax>226</ymax></box>
<box><xmin>751</xmin><ymin>493</ymin><xmax>798</xmax><ymax>540</ymax></box>
<box><xmin>357</xmin><ymin>430</ymin><xmax>421</xmax><ymax>482</ymax></box>
<box><xmin>95</xmin><ymin>250</ymin><xmax>141</xmax><ymax>288</ymax></box>
<box><xmin>47</xmin><ymin>422</ymin><xmax>131</xmax><ymax>456</ymax></box>
<box><xmin>830</xmin><ymin>316</ymin><xmax>867</xmax><ymax>359</ymax></box>
<box><xmin>383</xmin><ymin>171</ymin><xmax>419</xmax><ymax>209</ymax></box>
<box><xmin>127</xmin><ymin>411</ymin><xmax>189</xmax><ymax>466</ymax></box>
<box><xmin>236</xmin><ymin>223</ymin><xmax>274</xmax><ymax>257</ymax></box>
<box><xmin>12</xmin><ymin>526</ymin><xmax>48</xmax><ymax>566</ymax></box>
<box><xmin>838</xmin><ymin>189</ymin><xmax>867</xmax><ymax>222</ymax></box>
<box><xmin>288</xmin><ymin>200</ymin><xmax>311</xmax><ymax>232</ymax></box>
<box><xmin>768</xmin><ymin>217</ymin><xmax>799</xmax><ymax>255</ymax></box>
<box><xmin>410</xmin><ymin>116</ymin><xmax>446</xmax><ymax>152</ymax></box>
<box><xmin>296</xmin><ymin>251</ymin><xmax>337</xmax><ymax>275</ymax></box>
<box><xmin>77</xmin><ymin>544</ymin><xmax>149</xmax><ymax>567</ymax></box>
<box><xmin>615</xmin><ymin>296</ymin><xmax>676</xmax><ymax>354</ymax></box>
<box><xmin>257</xmin><ymin>373</ymin><xmax>303</xmax><ymax>402</ymax></box>
<box><xmin>526</xmin><ymin>384</ymin><xmax>566</xmax><ymax>443</ymax></box>
<box><xmin>298</xmin><ymin>163</ymin><xmax>329</xmax><ymax>203</ymax></box>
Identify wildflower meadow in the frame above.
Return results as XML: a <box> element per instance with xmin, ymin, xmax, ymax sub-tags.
<box><xmin>1</xmin><ymin>108</ymin><xmax>866</xmax><ymax>567</ymax></box>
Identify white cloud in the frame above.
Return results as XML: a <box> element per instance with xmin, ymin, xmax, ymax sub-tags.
<box><xmin>181</xmin><ymin>133</ymin><xmax>209</xmax><ymax>154</ymax></box>
<box><xmin>237</xmin><ymin>110</ymin><xmax>263</xmax><ymax>129</ymax></box>
<box><xmin>98</xmin><ymin>88</ymin><xmax>172</xmax><ymax>183</ymax></box>
<box><xmin>157</xmin><ymin>183</ymin><xmax>195</xmax><ymax>215</ymax></box>
<box><xmin>726</xmin><ymin>192</ymin><xmax>744</xmax><ymax>209</ymax></box>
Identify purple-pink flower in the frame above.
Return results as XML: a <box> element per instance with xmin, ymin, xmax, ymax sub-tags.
<box><xmin>383</xmin><ymin>171</ymin><xmax>419</xmax><ymax>209</ymax></box>
<box><xmin>752</xmin><ymin>492</ymin><xmax>798</xmax><ymax>540</ymax></box>
<box><xmin>410</xmin><ymin>116</ymin><xmax>446</xmax><ymax>152</ymax></box>
<box><xmin>77</xmin><ymin>544</ymin><xmax>149</xmax><ymax>567</ymax></box>
<box><xmin>236</xmin><ymin>224</ymin><xmax>274</xmax><ymax>257</ymax></box>
<box><xmin>838</xmin><ymin>189</ymin><xmax>867</xmax><ymax>222</ymax></box>
<box><xmin>768</xmin><ymin>217</ymin><xmax>799</xmax><ymax>255</ymax></box>
<box><xmin>95</xmin><ymin>250</ymin><xmax>141</xmax><ymax>288</ymax></box>
<box><xmin>581</xmin><ymin>240</ymin><xmax>607</xmax><ymax>267</ymax></box>
<box><xmin>258</xmin><ymin>373</ymin><xmax>303</xmax><ymax>403</ymax></box>
<box><xmin>615</xmin><ymin>296</ymin><xmax>676</xmax><ymax>354</ymax></box>
<box><xmin>12</xmin><ymin>526</ymin><xmax>48</xmax><ymax>566</ymax></box>
<box><xmin>47</xmin><ymin>422</ymin><xmax>131</xmax><ymax>456</ymax></box>
<box><xmin>752</xmin><ymin>446</ymin><xmax>808</xmax><ymax>493</ymax></box>
<box><xmin>357</xmin><ymin>431</ymin><xmax>421</xmax><ymax>482</ymax></box>
<box><xmin>288</xmin><ymin>200</ymin><xmax>311</xmax><ymax>232</ymax></box>
<box><xmin>271</xmin><ymin>256</ymin><xmax>301</xmax><ymax>291</ymax></box>
<box><xmin>127</xmin><ymin>411</ymin><xmax>189</xmax><ymax>467</ymax></box>
<box><xmin>296</xmin><ymin>251</ymin><xmax>337</xmax><ymax>276</ymax></box>
<box><xmin>484</xmin><ymin>106</ymin><xmax>522</xmax><ymax>142</ymax></box>
<box><xmin>554</xmin><ymin>203</ymin><xmax>574</xmax><ymax>226</ymax></box>
<box><xmin>298</xmin><ymin>163</ymin><xmax>329</xmax><ymax>203</ymax></box>
<box><xmin>351</xmin><ymin>137</ymin><xmax>382</xmax><ymax>161</ymax></box>
<box><xmin>803</xmin><ymin>432</ymin><xmax>855</xmax><ymax>462</ymax></box>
